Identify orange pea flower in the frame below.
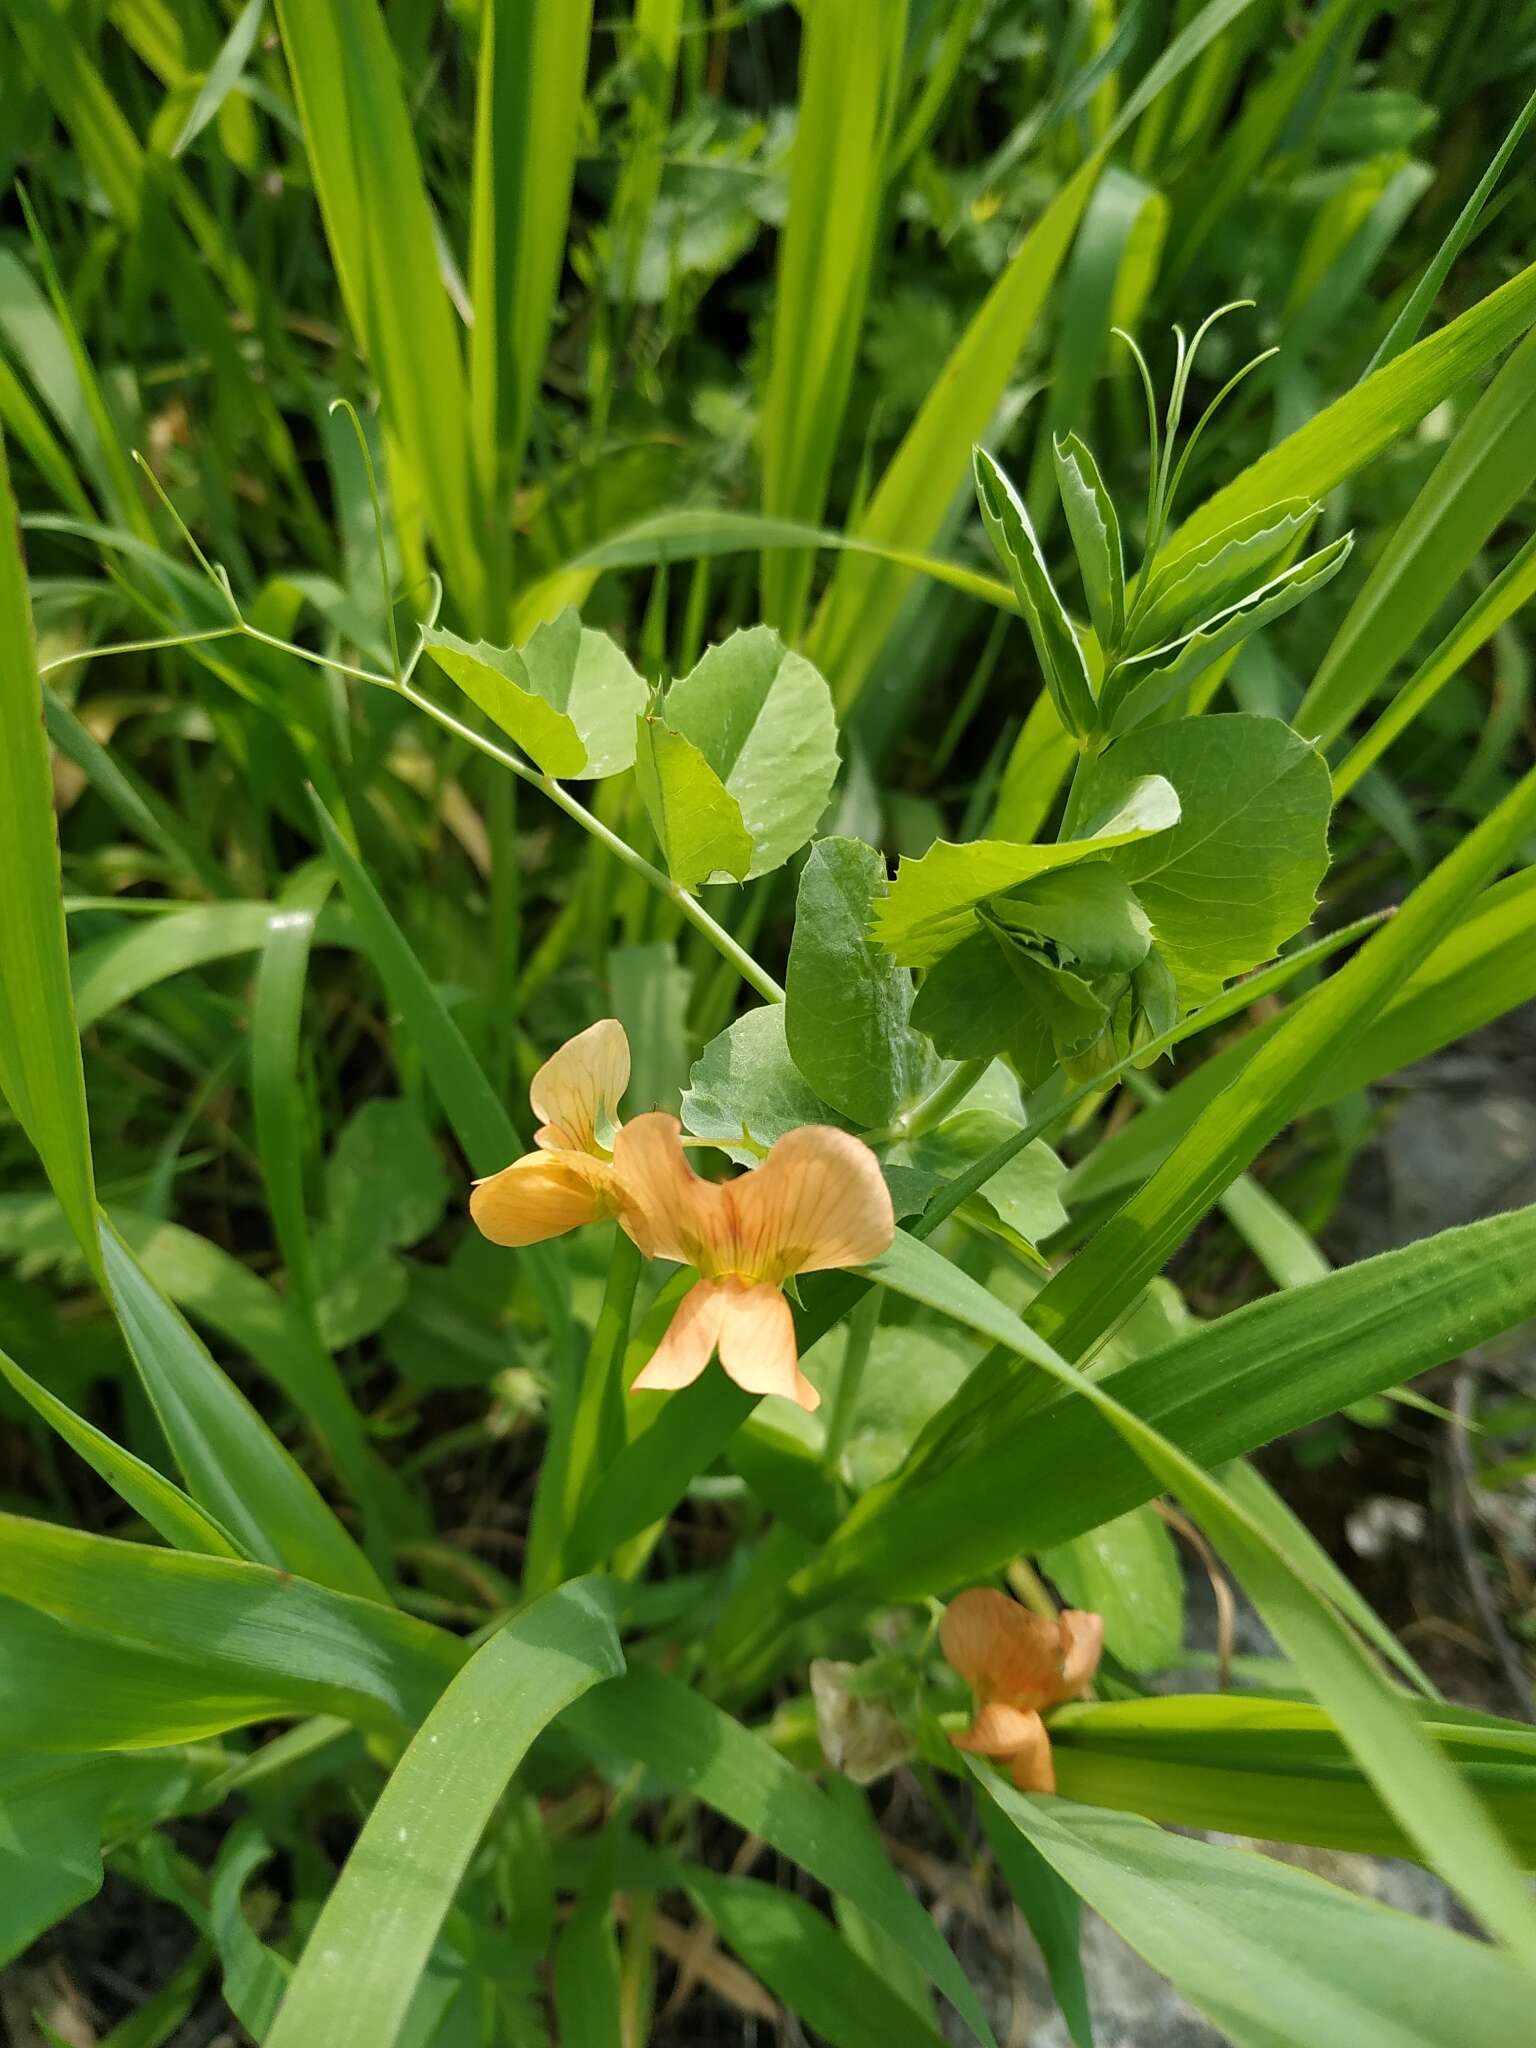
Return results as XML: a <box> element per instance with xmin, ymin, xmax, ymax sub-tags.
<box><xmin>610</xmin><ymin>1112</ymin><xmax>895</xmax><ymax>1412</ymax></box>
<box><xmin>469</xmin><ymin>1019</ymin><xmax>633</xmax><ymax>1247</ymax></box>
<box><xmin>940</xmin><ymin>1587</ymin><xmax>1104</xmax><ymax>1795</ymax></box>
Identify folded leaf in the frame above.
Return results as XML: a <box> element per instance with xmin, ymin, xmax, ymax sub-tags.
<box><xmin>1103</xmin><ymin>534</ymin><xmax>1353</xmax><ymax>735</ymax></box>
<box><xmin>658</xmin><ymin>627</ymin><xmax>840</xmax><ymax>878</ymax></box>
<box><xmin>874</xmin><ymin>777</ymin><xmax>1179</xmax><ymax>968</ymax></box>
<box><xmin>1054</xmin><ymin>431</ymin><xmax>1124</xmax><ymax>654</ymax></box>
<box><xmin>975</xmin><ymin>445</ymin><xmax>1097</xmax><ymax>737</ymax></box>
<box><xmin>423</xmin><ymin>610</ymin><xmax>646</xmax><ymax>778</ymax></box>
<box><xmin>635</xmin><ymin>713</ymin><xmax>753</xmax><ymax>887</ymax></box>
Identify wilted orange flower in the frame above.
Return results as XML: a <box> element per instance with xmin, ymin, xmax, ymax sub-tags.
<box><xmin>611</xmin><ymin>1112</ymin><xmax>895</xmax><ymax>1412</ymax></box>
<box><xmin>940</xmin><ymin>1587</ymin><xmax>1104</xmax><ymax>1795</ymax></box>
<box><xmin>470</xmin><ymin>1019</ymin><xmax>632</xmax><ymax>1247</ymax></box>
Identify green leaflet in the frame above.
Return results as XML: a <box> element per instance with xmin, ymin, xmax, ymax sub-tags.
<box><xmin>974</xmin><ymin>446</ymin><xmax>1097</xmax><ymax>738</ymax></box>
<box><xmin>264</xmin><ymin>1583</ymin><xmax>623</xmax><ymax>2048</ymax></box>
<box><xmin>1128</xmin><ymin>500</ymin><xmax>1318</xmax><ymax>654</ymax></box>
<box><xmin>873</xmin><ymin>776</ymin><xmax>1180</xmax><ymax>968</ymax></box>
<box><xmin>642</xmin><ymin>628</ymin><xmax>840</xmax><ymax>883</ymax></box>
<box><xmin>1082</xmin><ymin>714</ymin><xmax>1332</xmax><ymax>1001</ymax></box>
<box><xmin>1054</xmin><ymin>431</ymin><xmax>1125</xmax><ymax>651</ymax></box>
<box><xmin>682</xmin><ymin>1002</ymin><xmax>849</xmax><ymax>1160</ymax></box>
<box><xmin>1032</xmin><ymin>755</ymin><xmax>1536</xmax><ymax>1360</ymax></box>
<box><xmin>634</xmin><ymin>713</ymin><xmax>753</xmax><ymax>887</ymax></box>
<box><xmin>785</xmin><ymin>837</ymin><xmax>938</xmax><ymax>1127</ymax></box>
<box><xmin>422</xmin><ymin>610</ymin><xmax>646</xmax><ymax>778</ymax></box>
<box><xmin>1102</xmin><ymin>534</ymin><xmax>1353</xmax><ymax>736</ymax></box>
<box><xmin>978</xmin><ymin>1781</ymin><xmax>1536</xmax><ymax>2048</ymax></box>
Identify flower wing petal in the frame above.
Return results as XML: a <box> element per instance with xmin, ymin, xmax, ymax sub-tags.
<box><xmin>610</xmin><ymin>1111</ymin><xmax>726</xmax><ymax>1266</ymax></box>
<box><xmin>530</xmin><ymin>1018</ymin><xmax>629</xmax><ymax>1154</ymax></box>
<box><xmin>940</xmin><ymin>1588</ymin><xmax>1065</xmax><ymax>1708</ymax></box>
<box><xmin>726</xmin><ymin>1126</ymin><xmax>895</xmax><ymax>1282</ymax></box>
<box><xmin>470</xmin><ymin>1150</ymin><xmax>613</xmax><ymax>1246</ymax></box>
<box><xmin>1057</xmin><ymin>1609</ymin><xmax>1105</xmax><ymax>1702</ymax></box>
<box><xmin>631</xmin><ymin>1278</ymin><xmax>727</xmax><ymax>1392</ymax></box>
<box><xmin>717</xmin><ymin>1281</ymin><xmax>818</xmax><ymax>1411</ymax></box>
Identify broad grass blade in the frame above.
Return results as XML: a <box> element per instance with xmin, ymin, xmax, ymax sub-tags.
<box><xmin>264</xmin><ymin>1581</ymin><xmax>623</xmax><ymax>2048</ymax></box>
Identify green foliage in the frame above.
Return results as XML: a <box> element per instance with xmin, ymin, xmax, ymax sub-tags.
<box><xmin>4</xmin><ymin>1</ymin><xmax>1536</xmax><ymax>2039</ymax></box>
<box><xmin>424</xmin><ymin>612</ymin><xmax>647</xmax><ymax>778</ymax></box>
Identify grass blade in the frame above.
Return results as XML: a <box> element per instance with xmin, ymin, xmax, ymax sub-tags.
<box><xmin>978</xmin><ymin>1781</ymin><xmax>1536</xmax><ymax>2046</ymax></box>
<box><xmin>100</xmin><ymin>1218</ymin><xmax>385</xmax><ymax>1604</ymax></box>
<box><xmin>470</xmin><ymin>0</ymin><xmax>595</xmax><ymax>622</ymax></box>
<box><xmin>0</xmin><ymin>428</ymin><xmax>101</xmax><ymax>1279</ymax></box>
<box><xmin>759</xmin><ymin>0</ymin><xmax>907</xmax><ymax>635</ymax></box>
<box><xmin>273</xmin><ymin>0</ymin><xmax>485</xmax><ymax>622</ymax></box>
<box><xmin>264</xmin><ymin>1581</ymin><xmax>623</xmax><ymax>2048</ymax></box>
<box><xmin>0</xmin><ymin>1513</ymin><xmax>461</xmax><ymax>1747</ymax></box>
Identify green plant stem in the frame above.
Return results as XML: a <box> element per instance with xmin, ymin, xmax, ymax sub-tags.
<box><xmin>399</xmin><ymin>677</ymin><xmax>785</xmax><ymax>1004</ymax></box>
<box><xmin>525</xmin><ymin>1229</ymin><xmax>644</xmax><ymax>1596</ymax></box>
<box><xmin>864</xmin><ymin>1056</ymin><xmax>988</xmax><ymax>1145</ymax></box>
<box><xmin>823</xmin><ymin>1286</ymin><xmax>883</xmax><ymax>1472</ymax></box>
<box><xmin>55</xmin><ymin>621</ymin><xmax>786</xmax><ymax>1008</ymax></box>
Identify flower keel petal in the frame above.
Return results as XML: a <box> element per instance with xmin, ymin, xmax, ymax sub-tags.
<box><xmin>717</xmin><ymin>1281</ymin><xmax>818</xmax><ymax>1411</ymax></box>
<box><xmin>631</xmin><ymin>1279</ymin><xmax>728</xmax><ymax>1392</ymax></box>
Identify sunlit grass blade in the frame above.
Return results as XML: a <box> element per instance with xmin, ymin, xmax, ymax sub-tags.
<box><xmin>1171</xmin><ymin>253</ymin><xmax>1536</xmax><ymax>556</ymax></box>
<box><xmin>807</xmin><ymin>0</ymin><xmax>1265</xmax><ymax>711</ymax></box>
<box><xmin>1366</xmin><ymin>80</ymin><xmax>1536</xmax><ymax>374</ymax></box>
<box><xmin>470</xmin><ymin>0</ymin><xmax>595</xmax><ymax>624</ymax></box>
<box><xmin>1300</xmin><ymin>325</ymin><xmax>1536</xmax><ymax>748</ymax></box>
<box><xmin>264</xmin><ymin>1581</ymin><xmax>623</xmax><ymax>2048</ymax></box>
<box><xmin>759</xmin><ymin>0</ymin><xmax>907</xmax><ymax>636</ymax></box>
<box><xmin>0</xmin><ymin>1512</ymin><xmax>461</xmax><ymax>1748</ymax></box>
<box><xmin>977</xmin><ymin>1780</ymin><xmax>1536</xmax><ymax>2046</ymax></box>
<box><xmin>273</xmin><ymin>0</ymin><xmax>485</xmax><ymax>623</ymax></box>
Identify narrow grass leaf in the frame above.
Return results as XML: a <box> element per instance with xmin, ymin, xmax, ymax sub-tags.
<box><xmin>979</xmin><ymin>1780</ymin><xmax>1536</xmax><ymax>2046</ymax></box>
<box><xmin>264</xmin><ymin>1581</ymin><xmax>623</xmax><ymax>2048</ymax></box>
<box><xmin>0</xmin><ymin>1513</ymin><xmax>462</xmax><ymax>1747</ymax></box>
<box><xmin>566</xmin><ymin>1663</ymin><xmax>996</xmax><ymax>2047</ymax></box>
<box><xmin>0</xmin><ymin>429</ymin><xmax>101</xmax><ymax>1279</ymax></box>
<box><xmin>100</xmin><ymin>1218</ymin><xmax>385</xmax><ymax>1603</ymax></box>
